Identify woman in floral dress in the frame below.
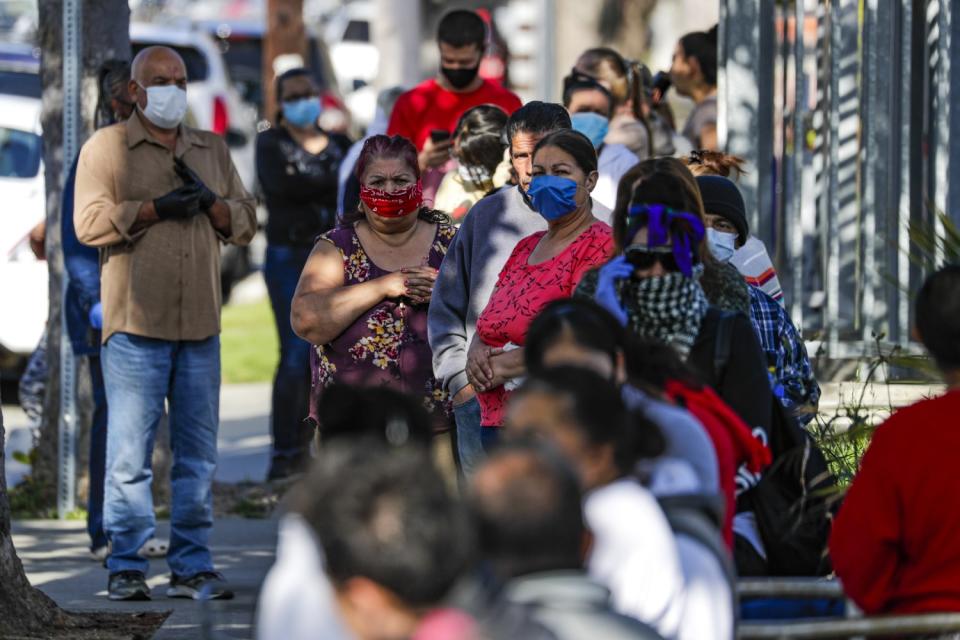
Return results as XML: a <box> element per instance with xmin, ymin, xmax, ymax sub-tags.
<box><xmin>292</xmin><ymin>134</ymin><xmax>456</xmax><ymax>432</ymax></box>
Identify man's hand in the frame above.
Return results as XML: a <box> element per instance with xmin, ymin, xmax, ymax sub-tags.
<box><xmin>175</xmin><ymin>157</ymin><xmax>218</xmax><ymax>210</ymax></box>
<box><xmin>417</xmin><ymin>136</ymin><xmax>453</xmax><ymax>172</ymax></box>
<box><xmin>153</xmin><ymin>183</ymin><xmax>203</xmax><ymax>220</ymax></box>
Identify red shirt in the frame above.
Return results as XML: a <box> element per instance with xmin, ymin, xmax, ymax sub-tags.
<box><xmin>830</xmin><ymin>389</ymin><xmax>960</xmax><ymax>614</ymax></box>
<box><xmin>476</xmin><ymin>222</ymin><xmax>613</xmax><ymax>427</ymax></box>
<box><xmin>387</xmin><ymin>78</ymin><xmax>522</xmax><ymax>150</ymax></box>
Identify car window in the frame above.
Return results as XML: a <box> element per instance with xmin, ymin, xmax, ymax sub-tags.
<box><xmin>343</xmin><ymin>20</ymin><xmax>369</xmax><ymax>43</ymax></box>
<box><xmin>0</xmin><ymin>126</ymin><xmax>41</xmax><ymax>178</ymax></box>
<box><xmin>130</xmin><ymin>42</ymin><xmax>209</xmax><ymax>82</ymax></box>
<box><xmin>0</xmin><ymin>70</ymin><xmax>41</xmax><ymax>98</ymax></box>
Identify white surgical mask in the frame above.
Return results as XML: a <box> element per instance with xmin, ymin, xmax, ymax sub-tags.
<box><xmin>138</xmin><ymin>83</ymin><xmax>188</xmax><ymax>129</ymax></box>
<box><xmin>706</xmin><ymin>227</ymin><xmax>737</xmax><ymax>263</ymax></box>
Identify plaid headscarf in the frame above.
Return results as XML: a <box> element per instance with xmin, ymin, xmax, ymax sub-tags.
<box><xmin>618</xmin><ymin>268</ymin><xmax>709</xmax><ymax>357</ymax></box>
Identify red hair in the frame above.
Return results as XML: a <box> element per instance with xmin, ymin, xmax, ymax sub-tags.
<box><xmin>355</xmin><ymin>134</ymin><xmax>421</xmax><ymax>182</ymax></box>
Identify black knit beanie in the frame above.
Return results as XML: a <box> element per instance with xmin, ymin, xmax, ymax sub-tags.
<box><xmin>696</xmin><ymin>175</ymin><xmax>749</xmax><ymax>245</ymax></box>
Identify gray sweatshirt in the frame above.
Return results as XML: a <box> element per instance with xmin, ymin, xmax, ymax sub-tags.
<box><xmin>428</xmin><ymin>185</ymin><xmax>610</xmax><ymax>396</ymax></box>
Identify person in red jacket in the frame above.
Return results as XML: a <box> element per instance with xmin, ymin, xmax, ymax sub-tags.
<box><xmin>831</xmin><ymin>264</ymin><xmax>960</xmax><ymax>614</ymax></box>
<box><xmin>388</xmin><ymin>9</ymin><xmax>522</xmax><ymax>202</ymax></box>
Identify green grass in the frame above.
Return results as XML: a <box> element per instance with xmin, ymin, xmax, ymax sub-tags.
<box><xmin>221</xmin><ymin>299</ymin><xmax>279</xmax><ymax>384</ymax></box>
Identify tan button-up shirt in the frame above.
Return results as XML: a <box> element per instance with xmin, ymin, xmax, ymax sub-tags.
<box><xmin>74</xmin><ymin>113</ymin><xmax>256</xmax><ymax>343</ymax></box>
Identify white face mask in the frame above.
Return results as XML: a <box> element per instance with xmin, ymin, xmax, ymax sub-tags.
<box><xmin>138</xmin><ymin>83</ymin><xmax>188</xmax><ymax>129</ymax></box>
<box><xmin>706</xmin><ymin>227</ymin><xmax>737</xmax><ymax>263</ymax></box>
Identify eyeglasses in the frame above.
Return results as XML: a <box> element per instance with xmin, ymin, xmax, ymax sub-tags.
<box><xmin>624</xmin><ymin>246</ymin><xmax>680</xmax><ymax>272</ymax></box>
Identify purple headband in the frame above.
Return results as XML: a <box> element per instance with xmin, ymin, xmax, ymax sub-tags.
<box><xmin>625</xmin><ymin>203</ymin><xmax>705</xmax><ymax>277</ymax></box>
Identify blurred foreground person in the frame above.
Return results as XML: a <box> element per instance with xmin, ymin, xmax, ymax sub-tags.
<box><xmin>831</xmin><ymin>265</ymin><xmax>960</xmax><ymax>615</ymax></box>
<box><xmin>256</xmin><ymin>67</ymin><xmax>351</xmax><ymax>480</ymax></box>
<box><xmin>75</xmin><ymin>45</ymin><xmax>256</xmax><ymax>601</ymax></box>
<box><xmin>388</xmin><ymin>8</ymin><xmax>521</xmax><ymax>203</ymax></box>
<box><xmin>471</xmin><ymin>443</ymin><xmax>664</xmax><ymax>639</ymax></box>
<box><xmin>292</xmin><ymin>135</ymin><xmax>455</xmax><ymax>431</ymax></box>
<box><xmin>670</xmin><ymin>27</ymin><xmax>719</xmax><ymax>150</ymax></box>
<box><xmin>434</xmin><ymin>104</ymin><xmax>509</xmax><ymax>221</ymax></box>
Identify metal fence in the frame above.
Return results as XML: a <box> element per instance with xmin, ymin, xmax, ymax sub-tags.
<box><xmin>720</xmin><ymin>0</ymin><xmax>960</xmax><ymax>360</ymax></box>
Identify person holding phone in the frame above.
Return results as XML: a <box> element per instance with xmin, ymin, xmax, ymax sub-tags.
<box><xmin>387</xmin><ymin>9</ymin><xmax>521</xmax><ymax>203</ymax></box>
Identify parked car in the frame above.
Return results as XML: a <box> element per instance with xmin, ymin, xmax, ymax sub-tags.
<box><xmin>131</xmin><ymin>21</ymin><xmax>257</xmax><ymax>301</ymax></box>
<box><xmin>0</xmin><ymin>92</ymin><xmax>47</xmax><ymax>373</ymax></box>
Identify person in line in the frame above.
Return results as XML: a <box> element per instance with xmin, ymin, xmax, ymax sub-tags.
<box><xmin>429</xmin><ymin>102</ymin><xmax>591</xmax><ymax>476</ymax></box>
<box><xmin>470</xmin><ymin>442</ymin><xmax>664</xmax><ymax>639</ymax></box>
<box><xmin>562</xmin><ymin>70</ymin><xmax>639</xmax><ymax>211</ymax></box>
<box><xmin>255</xmin><ymin>67</ymin><xmax>352</xmax><ymax>481</ymax></box>
<box><xmin>574</xmin><ymin>47</ymin><xmax>677</xmax><ymax>158</ymax></box>
<box><xmin>291</xmin><ymin>135</ymin><xmax>456</xmax><ymax>432</ymax></box>
<box><xmin>75</xmin><ymin>46</ymin><xmax>257</xmax><ymax>600</ymax></box>
<box><xmin>830</xmin><ymin>265</ymin><xmax>960</xmax><ymax>615</ymax></box>
<box><xmin>682</xmin><ymin>150</ymin><xmax>783</xmax><ymax>303</ymax></box>
<box><xmin>575</xmin><ymin>157</ymin><xmax>774</xmax><ymax>566</ymax></box>
<box><xmin>337</xmin><ymin>86</ymin><xmax>405</xmax><ymax>217</ymax></box>
<box><xmin>696</xmin><ymin>174</ymin><xmax>820</xmax><ymax>423</ymax></box>
<box><xmin>62</xmin><ymin>60</ymin><xmax>135</xmax><ymax>561</ymax></box>
<box><xmin>466</xmin><ymin>129</ymin><xmax>614</xmax><ymax>447</ymax></box>
<box><xmin>434</xmin><ymin>104</ymin><xmax>510</xmax><ymax>222</ymax></box>
<box><xmin>294</xmin><ymin>441</ymin><xmax>474</xmax><ymax>640</ymax></box>
<box><xmin>524</xmin><ymin>298</ymin><xmax>719</xmax><ymax>496</ymax></box>
<box><xmin>506</xmin><ymin>368</ymin><xmax>686</xmax><ymax>637</ymax></box>
<box><xmin>388</xmin><ymin>9</ymin><xmax>522</xmax><ymax>203</ymax></box>
<box><xmin>670</xmin><ymin>26</ymin><xmax>719</xmax><ymax>150</ymax></box>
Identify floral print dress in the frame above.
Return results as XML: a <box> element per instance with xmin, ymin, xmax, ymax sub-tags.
<box><xmin>309</xmin><ymin>222</ymin><xmax>457</xmax><ymax>428</ymax></box>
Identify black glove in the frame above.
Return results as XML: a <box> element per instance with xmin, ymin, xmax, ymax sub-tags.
<box><xmin>175</xmin><ymin>157</ymin><xmax>218</xmax><ymax>210</ymax></box>
<box><xmin>153</xmin><ymin>183</ymin><xmax>203</xmax><ymax>220</ymax></box>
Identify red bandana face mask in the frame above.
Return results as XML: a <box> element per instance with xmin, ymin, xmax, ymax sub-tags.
<box><xmin>359</xmin><ymin>181</ymin><xmax>423</xmax><ymax>218</ymax></box>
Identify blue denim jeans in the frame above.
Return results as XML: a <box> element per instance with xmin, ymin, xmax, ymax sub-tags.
<box><xmin>101</xmin><ymin>332</ymin><xmax>220</xmax><ymax>576</ymax></box>
<box><xmin>453</xmin><ymin>395</ymin><xmax>484</xmax><ymax>477</ymax></box>
<box><xmin>86</xmin><ymin>355</ymin><xmax>108</xmax><ymax>551</ymax></box>
<box><xmin>263</xmin><ymin>245</ymin><xmax>313</xmax><ymax>462</ymax></box>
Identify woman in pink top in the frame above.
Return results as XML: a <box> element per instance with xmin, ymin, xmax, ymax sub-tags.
<box><xmin>467</xmin><ymin>130</ymin><xmax>614</xmax><ymax>442</ymax></box>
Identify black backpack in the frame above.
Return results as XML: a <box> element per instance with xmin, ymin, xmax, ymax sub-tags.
<box><xmin>714</xmin><ymin>312</ymin><xmax>840</xmax><ymax>576</ymax></box>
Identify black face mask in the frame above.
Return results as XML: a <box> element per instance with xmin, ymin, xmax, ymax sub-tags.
<box><xmin>441</xmin><ymin>64</ymin><xmax>480</xmax><ymax>90</ymax></box>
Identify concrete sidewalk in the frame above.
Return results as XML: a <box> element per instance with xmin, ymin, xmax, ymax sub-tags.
<box><xmin>12</xmin><ymin>517</ymin><xmax>279</xmax><ymax>639</ymax></box>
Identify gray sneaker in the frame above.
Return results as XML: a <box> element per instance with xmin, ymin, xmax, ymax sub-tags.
<box><xmin>107</xmin><ymin>570</ymin><xmax>151</xmax><ymax>601</ymax></box>
<box><xmin>166</xmin><ymin>571</ymin><xmax>234</xmax><ymax>600</ymax></box>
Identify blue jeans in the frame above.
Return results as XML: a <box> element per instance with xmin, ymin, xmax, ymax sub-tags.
<box><xmin>87</xmin><ymin>355</ymin><xmax>108</xmax><ymax>551</ymax></box>
<box><xmin>101</xmin><ymin>332</ymin><xmax>220</xmax><ymax>576</ymax></box>
<box><xmin>263</xmin><ymin>245</ymin><xmax>313</xmax><ymax>461</ymax></box>
<box><xmin>453</xmin><ymin>395</ymin><xmax>484</xmax><ymax>476</ymax></box>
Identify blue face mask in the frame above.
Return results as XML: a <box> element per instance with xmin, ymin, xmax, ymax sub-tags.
<box><xmin>571</xmin><ymin>112</ymin><xmax>610</xmax><ymax>149</ymax></box>
<box><xmin>528</xmin><ymin>175</ymin><xmax>580</xmax><ymax>221</ymax></box>
<box><xmin>282</xmin><ymin>97</ymin><xmax>322</xmax><ymax>128</ymax></box>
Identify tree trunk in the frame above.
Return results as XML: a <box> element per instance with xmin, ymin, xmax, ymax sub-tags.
<box><xmin>33</xmin><ymin>0</ymin><xmax>131</xmax><ymax>513</ymax></box>
<box><xmin>263</xmin><ymin>0</ymin><xmax>306</xmax><ymax>120</ymax></box>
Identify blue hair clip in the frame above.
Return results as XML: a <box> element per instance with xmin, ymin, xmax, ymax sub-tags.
<box><xmin>625</xmin><ymin>204</ymin><xmax>705</xmax><ymax>277</ymax></box>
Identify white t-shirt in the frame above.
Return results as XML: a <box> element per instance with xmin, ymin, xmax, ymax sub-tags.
<box><xmin>594</xmin><ymin>143</ymin><xmax>640</xmax><ymax>211</ymax></box>
<box><xmin>256</xmin><ymin>514</ymin><xmax>352</xmax><ymax>640</ymax></box>
<box><xmin>584</xmin><ymin>478</ymin><xmax>686</xmax><ymax>638</ymax></box>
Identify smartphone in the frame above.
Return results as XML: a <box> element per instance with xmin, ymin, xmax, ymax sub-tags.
<box><xmin>429</xmin><ymin>129</ymin><xmax>451</xmax><ymax>144</ymax></box>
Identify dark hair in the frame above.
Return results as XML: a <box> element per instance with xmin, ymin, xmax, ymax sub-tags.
<box><xmin>525</xmin><ymin>298</ymin><xmax>625</xmax><ymax>375</ymax></box>
<box><xmin>533</xmin><ymin>129</ymin><xmax>598</xmax><ymax>175</ymax></box>
<box><xmin>344</xmin><ymin>134</ymin><xmax>449</xmax><ymax>225</ymax></box>
<box><xmin>561</xmin><ymin>70</ymin><xmax>614</xmax><ymax>117</ymax></box>
<box><xmin>624</xmin><ymin>337</ymin><xmax>703</xmax><ymax>391</ymax></box>
<box><xmin>297</xmin><ymin>442</ymin><xmax>473</xmax><ymax>606</ymax></box>
<box><xmin>94</xmin><ymin>59</ymin><xmax>131</xmax><ymax>129</ymax></box>
<box><xmin>682</xmin><ymin>149</ymin><xmax>748</xmax><ymax>180</ymax></box>
<box><xmin>454</xmin><ymin>104</ymin><xmax>508</xmax><ymax>178</ymax></box>
<box><xmin>679</xmin><ymin>25</ymin><xmax>719</xmax><ymax>87</ymax></box>
<box><xmin>915</xmin><ymin>264</ymin><xmax>960</xmax><ymax>370</ymax></box>
<box><xmin>470</xmin><ymin>443</ymin><xmax>585</xmax><ymax>579</ymax></box>
<box><xmin>274</xmin><ymin>67</ymin><xmax>316</xmax><ymax>125</ymax></box>
<box><xmin>612</xmin><ymin>157</ymin><xmax>709</xmax><ymax>264</ymax></box>
<box><xmin>516</xmin><ymin>366</ymin><xmax>666</xmax><ymax>474</ymax></box>
<box><xmin>316</xmin><ymin>384</ymin><xmax>434</xmax><ymax>446</ymax></box>
<box><xmin>505</xmin><ymin>101</ymin><xmax>572</xmax><ymax>150</ymax></box>
<box><xmin>437</xmin><ymin>9</ymin><xmax>486</xmax><ymax>51</ymax></box>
